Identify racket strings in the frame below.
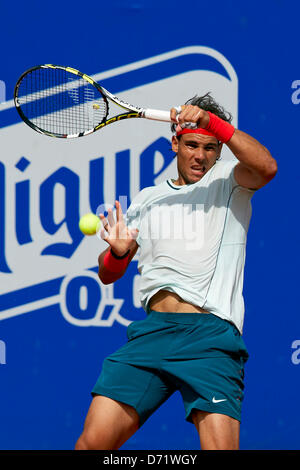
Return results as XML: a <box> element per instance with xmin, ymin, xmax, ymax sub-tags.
<box><xmin>17</xmin><ymin>67</ymin><xmax>108</xmax><ymax>136</ymax></box>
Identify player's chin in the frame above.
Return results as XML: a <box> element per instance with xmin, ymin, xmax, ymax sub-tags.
<box><xmin>188</xmin><ymin>169</ymin><xmax>206</xmax><ymax>182</ymax></box>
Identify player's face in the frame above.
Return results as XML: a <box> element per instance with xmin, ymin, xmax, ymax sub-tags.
<box><xmin>172</xmin><ymin>134</ymin><xmax>222</xmax><ymax>185</ymax></box>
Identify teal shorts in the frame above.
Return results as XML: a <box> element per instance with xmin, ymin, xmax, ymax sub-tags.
<box><xmin>92</xmin><ymin>311</ymin><xmax>249</xmax><ymax>426</ymax></box>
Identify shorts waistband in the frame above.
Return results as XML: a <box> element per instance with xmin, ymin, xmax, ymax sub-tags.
<box><xmin>147</xmin><ymin>310</ymin><xmax>219</xmax><ymax>325</ymax></box>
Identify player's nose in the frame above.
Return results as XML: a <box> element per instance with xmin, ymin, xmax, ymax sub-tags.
<box><xmin>193</xmin><ymin>148</ymin><xmax>206</xmax><ymax>160</ymax></box>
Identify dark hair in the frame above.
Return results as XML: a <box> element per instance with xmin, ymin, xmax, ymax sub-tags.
<box><xmin>171</xmin><ymin>92</ymin><xmax>232</xmax><ymax>135</ymax></box>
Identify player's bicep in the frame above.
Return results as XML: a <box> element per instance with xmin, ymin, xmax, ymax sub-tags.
<box><xmin>234</xmin><ymin>162</ymin><xmax>265</xmax><ymax>190</ymax></box>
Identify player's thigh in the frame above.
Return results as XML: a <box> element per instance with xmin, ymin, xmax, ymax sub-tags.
<box><xmin>76</xmin><ymin>395</ymin><xmax>140</xmax><ymax>450</ymax></box>
<box><xmin>192</xmin><ymin>410</ymin><xmax>240</xmax><ymax>450</ymax></box>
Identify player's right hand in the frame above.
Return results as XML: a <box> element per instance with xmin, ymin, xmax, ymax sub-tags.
<box><xmin>99</xmin><ymin>200</ymin><xmax>138</xmax><ymax>256</ymax></box>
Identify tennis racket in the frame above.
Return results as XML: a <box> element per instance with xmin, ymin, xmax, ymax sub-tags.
<box><xmin>14</xmin><ymin>64</ymin><xmax>190</xmax><ymax>139</ymax></box>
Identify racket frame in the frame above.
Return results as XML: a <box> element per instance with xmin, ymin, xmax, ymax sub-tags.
<box><xmin>14</xmin><ymin>64</ymin><xmax>146</xmax><ymax>138</ymax></box>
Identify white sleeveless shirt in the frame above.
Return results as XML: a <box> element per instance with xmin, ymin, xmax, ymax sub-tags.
<box><xmin>125</xmin><ymin>159</ymin><xmax>255</xmax><ymax>333</ymax></box>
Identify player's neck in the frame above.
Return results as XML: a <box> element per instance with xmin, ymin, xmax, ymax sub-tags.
<box><xmin>172</xmin><ymin>174</ymin><xmax>188</xmax><ymax>186</ymax></box>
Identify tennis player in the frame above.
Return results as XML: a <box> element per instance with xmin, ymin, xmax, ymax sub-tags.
<box><xmin>75</xmin><ymin>94</ymin><xmax>277</xmax><ymax>450</ymax></box>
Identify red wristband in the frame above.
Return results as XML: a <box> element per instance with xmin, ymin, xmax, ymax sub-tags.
<box><xmin>205</xmin><ymin>111</ymin><xmax>235</xmax><ymax>143</ymax></box>
<box><xmin>103</xmin><ymin>248</ymin><xmax>130</xmax><ymax>273</ymax></box>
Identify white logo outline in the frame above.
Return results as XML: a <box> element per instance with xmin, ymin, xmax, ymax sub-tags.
<box><xmin>0</xmin><ymin>46</ymin><xmax>238</xmax><ymax>327</ymax></box>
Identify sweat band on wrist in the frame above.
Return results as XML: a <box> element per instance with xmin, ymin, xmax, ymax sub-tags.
<box><xmin>204</xmin><ymin>111</ymin><xmax>235</xmax><ymax>143</ymax></box>
<box><xmin>103</xmin><ymin>248</ymin><xmax>130</xmax><ymax>273</ymax></box>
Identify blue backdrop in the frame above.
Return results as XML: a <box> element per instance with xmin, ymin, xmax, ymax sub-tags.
<box><xmin>0</xmin><ymin>0</ymin><xmax>299</xmax><ymax>450</ymax></box>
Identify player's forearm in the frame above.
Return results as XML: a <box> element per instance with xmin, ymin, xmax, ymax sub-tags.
<box><xmin>98</xmin><ymin>248</ymin><xmax>126</xmax><ymax>284</ymax></box>
<box><xmin>98</xmin><ymin>243</ymin><xmax>138</xmax><ymax>284</ymax></box>
<box><xmin>98</xmin><ymin>266</ymin><xmax>125</xmax><ymax>285</ymax></box>
<box><xmin>227</xmin><ymin>129</ymin><xmax>277</xmax><ymax>182</ymax></box>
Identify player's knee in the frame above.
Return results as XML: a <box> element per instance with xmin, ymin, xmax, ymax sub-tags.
<box><xmin>75</xmin><ymin>427</ymin><xmax>124</xmax><ymax>451</ymax></box>
<box><xmin>75</xmin><ymin>433</ymin><xmax>90</xmax><ymax>450</ymax></box>
<box><xmin>75</xmin><ymin>432</ymin><xmax>104</xmax><ymax>450</ymax></box>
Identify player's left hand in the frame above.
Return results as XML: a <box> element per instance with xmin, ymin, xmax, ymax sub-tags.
<box><xmin>170</xmin><ymin>105</ymin><xmax>210</xmax><ymax>131</ymax></box>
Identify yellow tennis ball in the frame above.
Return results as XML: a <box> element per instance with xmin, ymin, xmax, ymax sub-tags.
<box><xmin>79</xmin><ymin>213</ymin><xmax>101</xmax><ymax>235</ymax></box>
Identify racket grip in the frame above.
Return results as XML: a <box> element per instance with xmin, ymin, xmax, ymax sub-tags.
<box><xmin>141</xmin><ymin>107</ymin><xmax>197</xmax><ymax>129</ymax></box>
<box><xmin>142</xmin><ymin>108</ymin><xmax>172</xmax><ymax>122</ymax></box>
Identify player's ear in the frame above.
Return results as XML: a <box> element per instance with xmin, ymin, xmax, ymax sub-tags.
<box><xmin>172</xmin><ymin>135</ymin><xmax>179</xmax><ymax>154</ymax></box>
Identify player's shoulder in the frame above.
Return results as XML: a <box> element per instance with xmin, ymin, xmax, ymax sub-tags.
<box><xmin>130</xmin><ymin>182</ymin><xmax>166</xmax><ymax>205</ymax></box>
<box><xmin>126</xmin><ymin>184</ymin><xmax>162</xmax><ymax>222</ymax></box>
